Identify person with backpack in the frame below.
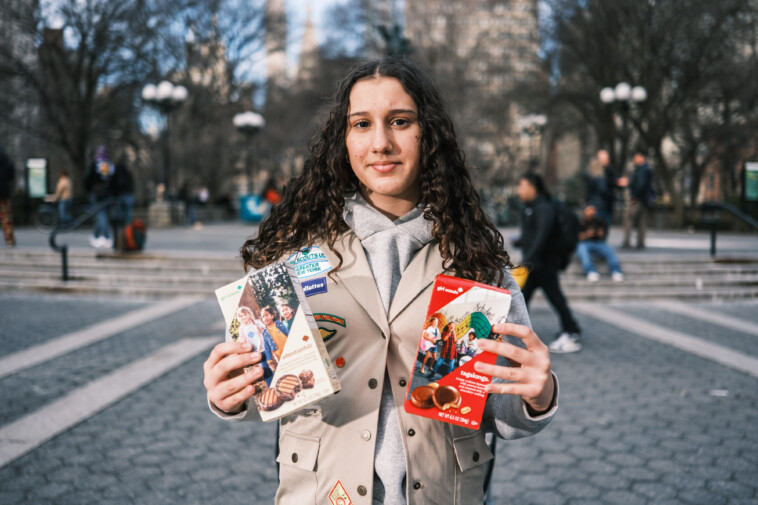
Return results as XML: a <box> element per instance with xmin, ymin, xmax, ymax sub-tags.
<box><xmin>112</xmin><ymin>154</ymin><xmax>135</xmax><ymax>225</ymax></box>
<box><xmin>84</xmin><ymin>145</ymin><xmax>116</xmax><ymax>248</ymax></box>
<box><xmin>516</xmin><ymin>172</ymin><xmax>582</xmax><ymax>353</ymax></box>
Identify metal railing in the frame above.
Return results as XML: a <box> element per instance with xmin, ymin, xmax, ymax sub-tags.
<box><xmin>49</xmin><ymin>197</ymin><xmax>122</xmax><ymax>281</ymax></box>
<box><xmin>701</xmin><ymin>201</ymin><xmax>758</xmax><ymax>257</ymax></box>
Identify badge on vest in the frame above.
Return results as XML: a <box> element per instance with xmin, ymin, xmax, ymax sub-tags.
<box><xmin>302</xmin><ymin>276</ymin><xmax>327</xmax><ymax>297</ymax></box>
<box><xmin>286</xmin><ymin>245</ymin><xmax>333</xmax><ymax>280</ymax></box>
<box><xmin>329</xmin><ymin>480</ymin><xmax>354</xmax><ymax>505</ymax></box>
<box><xmin>319</xmin><ymin>327</ymin><xmax>337</xmax><ymax>341</ymax></box>
<box><xmin>314</xmin><ymin>313</ymin><xmax>346</xmax><ymax>327</ymax></box>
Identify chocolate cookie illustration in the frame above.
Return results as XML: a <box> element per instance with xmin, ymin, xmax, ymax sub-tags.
<box><xmin>410</xmin><ymin>385</ymin><xmax>436</xmax><ymax>409</ymax></box>
<box><xmin>258</xmin><ymin>388</ymin><xmax>282</xmax><ymax>411</ymax></box>
<box><xmin>276</xmin><ymin>374</ymin><xmax>303</xmax><ymax>401</ymax></box>
<box><xmin>299</xmin><ymin>369</ymin><xmax>315</xmax><ymax>389</ymax></box>
<box><xmin>432</xmin><ymin>385</ymin><xmax>461</xmax><ymax>411</ymax></box>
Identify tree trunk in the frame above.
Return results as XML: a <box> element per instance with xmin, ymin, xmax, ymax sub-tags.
<box><xmin>653</xmin><ymin>145</ymin><xmax>685</xmax><ymax>225</ymax></box>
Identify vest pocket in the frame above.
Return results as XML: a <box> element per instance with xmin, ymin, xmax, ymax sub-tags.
<box><xmin>277</xmin><ymin>430</ymin><xmax>320</xmax><ymax>471</ymax></box>
<box><xmin>452</xmin><ymin>432</ymin><xmax>494</xmax><ymax>504</ymax></box>
<box><xmin>275</xmin><ymin>431</ymin><xmax>321</xmax><ymax>504</ymax></box>
<box><xmin>452</xmin><ymin>432</ymin><xmax>494</xmax><ymax>472</ymax></box>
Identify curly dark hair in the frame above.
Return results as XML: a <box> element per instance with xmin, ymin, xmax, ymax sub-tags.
<box><xmin>241</xmin><ymin>57</ymin><xmax>512</xmax><ymax>286</ymax></box>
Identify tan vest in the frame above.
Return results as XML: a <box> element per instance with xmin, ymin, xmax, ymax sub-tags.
<box><xmin>215</xmin><ymin>231</ymin><xmax>554</xmax><ymax>504</ymax></box>
<box><xmin>274</xmin><ymin>232</ymin><xmax>498</xmax><ymax>505</ymax></box>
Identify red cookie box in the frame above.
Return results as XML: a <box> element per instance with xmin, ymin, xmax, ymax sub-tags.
<box><xmin>403</xmin><ymin>274</ymin><xmax>512</xmax><ymax>429</ymax></box>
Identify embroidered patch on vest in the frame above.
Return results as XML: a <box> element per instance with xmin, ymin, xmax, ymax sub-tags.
<box><xmin>286</xmin><ymin>245</ymin><xmax>333</xmax><ymax>280</ymax></box>
<box><xmin>302</xmin><ymin>277</ymin><xmax>327</xmax><ymax>297</ymax></box>
<box><xmin>314</xmin><ymin>313</ymin><xmax>347</xmax><ymax>327</ymax></box>
<box><xmin>319</xmin><ymin>327</ymin><xmax>337</xmax><ymax>342</ymax></box>
<box><xmin>329</xmin><ymin>480</ymin><xmax>354</xmax><ymax>505</ymax></box>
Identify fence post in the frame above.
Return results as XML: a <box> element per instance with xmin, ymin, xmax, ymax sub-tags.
<box><xmin>61</xmin><ymin>245</ymin><xmax>69</xmax><ymax>282</ymax></box>
<box><xmin>709</xmin><ymin>222</ymin><xmax>717</xmax><ymax>258</ymax></box>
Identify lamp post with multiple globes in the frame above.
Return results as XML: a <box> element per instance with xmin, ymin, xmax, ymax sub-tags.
<box><xmin>599</xmin><ymin>82</ymin><xmax>647</xmax><ymax>170</ymax></box>
<box><xmin>141</xmin><ymin>81</ymin><xmax>188</xmax><ymax>202</ymax></box>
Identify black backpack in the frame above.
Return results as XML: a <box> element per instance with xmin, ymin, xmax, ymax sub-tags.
<box><xmin>551</xmin><ymin>200</ymin><xmax>580</xmax><ymax>270</ymax></box>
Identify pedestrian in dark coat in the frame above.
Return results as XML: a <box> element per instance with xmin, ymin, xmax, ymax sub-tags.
<box><xmin>0</xmin><ymin>146</ymin><xmax>16</xmax><ymax>246</ymax></box>
<box><xmin>622</xmin><ymin>148</ymin><xmax>654</xmax><ymax>249</ymax></box>
<box><xmin>516</xmin><ymin>172</ymin><xmax>582</xmax><ymax>353</ymax></box>
<box><xmin>84</xmin><ymin>145</ymin><xmax>116</xmax><ymax>248</ymax></box>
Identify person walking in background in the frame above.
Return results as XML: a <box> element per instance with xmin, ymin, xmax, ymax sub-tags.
<box><xmin>585</xmin><ymin>156</ymin><xmax>613</xmax><ymax>224</ymax></box>
<box><xmin>50</xmin><ymin>170</ymin><xmax>74</xmax><ymax>225</ymax></box>
<box><xmin>596</xmin><ymin>149</ymin><xmax>620</xmax><ymax>222</ymax></box>
<box><xmin>621</xmin><ymin>148</ymin><xmax>654</xmax><ymax>249</ymax></box>
<box><xmin>0</xmin><ymin>145</ymin><xmax>16</xmax><ymax>247</ymax></box>
<box><xmin>85</xmin><ymin>145</ymin><xmax>116</xmax><ymax>248</ymax></box>
<box><xmin>516</xmin><ymin>172</ymin><xmax>582</xmax><ymax>353</ymax></box>
<box><xmin>178</xmin><ymin>182</ymin><xmax>201</xmax><ymax>229</ymax></box>
<box><xmin>577</xmin><ymin>204</ymin><xmax>624</xmax><ymax>282</ymax></box>
<box><xmin>262</xmin><ymin>178</ymin><xmax>282</xmax><ymax>206</ymax></box>
<box><xmin>112</xmin><ymin>155</ymin><xmax>135</xmax><ymax>225</ymax></box>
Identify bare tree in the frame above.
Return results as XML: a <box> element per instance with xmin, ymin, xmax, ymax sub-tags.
<box><xmin>544</xmin><ymin>0</ymin><xmax>758</xmax><ymax>219</ymax></box>
<box><xmin>0</xmin><ymin>0</ymin><xmax>192</xmax><ymax>193</ymax></box>
<box><xmin>166</xmin><ymin>0</ymin><xmax>267</xmax><ymax>201</ymax></box>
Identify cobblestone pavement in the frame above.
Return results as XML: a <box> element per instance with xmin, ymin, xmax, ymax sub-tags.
<box><xmin>1</xmin><ymin>292</ymin><xmax>757</xmax><ymax>505</ymax></box>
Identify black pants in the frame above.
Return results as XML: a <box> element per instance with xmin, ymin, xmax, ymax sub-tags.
<box><xmin>521</xmin><ymin>266</ymin><xmax>581</xmax><ymax>335</ymax></box>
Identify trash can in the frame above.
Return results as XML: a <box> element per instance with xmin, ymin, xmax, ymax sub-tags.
<box><xmin>239</xmin><ymin>195</ymin><xmax>270</xmax><ymax>222</ymax></box>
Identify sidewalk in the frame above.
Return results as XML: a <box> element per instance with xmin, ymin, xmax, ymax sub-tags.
<box><xmin>0</xmin><ymin>223</ymin><xmax>757</xmax><ymax>504</ymax></box>
<box><xmin>9</xmin><ymin>221</ymin><xmax>758</xmax><ymax>258</ymax></box>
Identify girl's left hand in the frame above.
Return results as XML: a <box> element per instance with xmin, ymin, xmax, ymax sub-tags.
<box><xmin>473</xmin><ymin>323</ymin><xmax>555</xmax><ymax>414</ymax></box>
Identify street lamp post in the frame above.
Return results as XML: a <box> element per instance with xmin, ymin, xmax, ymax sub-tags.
<box><xmin>599</xmin><ymin>82</ymin><xmax>647</xmax><ymax>170</ymax></box>
<box><xmin>233</xmin><ymin>111</ymin><xmax>265</xmax><ymax>194</ymax></box>
<box><xmin>517</xmin><ymin>113</ymin><xmax>547</xmax><ymax>170</ymax></box>
<box><xmin>141</xmin><ymin>81</ymin><xmax>188</xmax><ymax>203</ymax></box>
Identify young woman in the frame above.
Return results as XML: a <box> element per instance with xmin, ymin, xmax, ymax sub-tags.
<box><xmin>235</xmin><ymin>306</ymin><xmax>276</xmax><ymax>385</ymax></box>
<box><xmin>425</xmin><ymin>322</ymin><xmax>457</xmax><ymax>378</ymax></box>
<box><xmin>418</xmin><ymin>316</ymin><xmax>440</xmax><ymax>374</ymax></box>
<box><xmin>203</xmin><ymin>58</ymin><xmax>557</xmax><ymax>505</ymax></box>
<box><xmin>260</xmin><ymin>305</ymin><xmax>288</xmax><ymax>360</ymax></box>
<box><xmin>458</xmin><ymin>328</ymin><xmax>482</xmax><ymax>366</ymax></box>
<box><xmin>278</xmin><ymin>302</ymin><xmax>295</xmax><ymax>331</ymax></box>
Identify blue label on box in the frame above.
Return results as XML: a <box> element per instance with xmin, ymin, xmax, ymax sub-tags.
<box><xmin>302</xmin><ymin>277</ymin><xmax>328</xmax><ymax>297</ymax></box>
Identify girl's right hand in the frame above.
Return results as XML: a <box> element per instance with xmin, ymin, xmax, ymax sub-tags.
<box><xmin>203</xmin><ymin>341</ymin><xmax>264</xmax><ymax>414</ymax></box>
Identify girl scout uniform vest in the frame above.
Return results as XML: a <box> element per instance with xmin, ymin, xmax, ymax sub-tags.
<box><xmin>214</xmin><ymin>231</ymin><xmax>556</xmax><ymax>505</ymax></box>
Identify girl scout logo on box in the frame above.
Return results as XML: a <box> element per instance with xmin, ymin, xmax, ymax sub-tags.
<box><xmin>286</xmin><ymin>246</ymin><xmax>333</xmax><ymax>280</ymax></box>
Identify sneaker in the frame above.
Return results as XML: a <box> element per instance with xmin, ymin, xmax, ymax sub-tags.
<box><xmin>549</xmin><ymin>333</ymin><xmax>582</xmax><ymax>354</ymax></box>
<box><xmin>100</xmin><ymin>237</ymin><xmax>113</xmax><ymax>249</ymax></box>
<box><xmin>586</xmin><ymin>272</ymin><xmax>600</xmax><ymax>282</ymax></box>
<box><xmin>89</xmin><ymin>235</ymin><xmax>99</xmax><ymax>248</ymax></box>
<box><xmin>612</xmin><ymin>272</ymin><xmax>624</xmax><ymax>282</ymax></box>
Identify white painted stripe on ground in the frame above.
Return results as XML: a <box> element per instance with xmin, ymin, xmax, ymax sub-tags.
<box><xmin>0</xmin><ymin>336</ymin><xmax>217</xmax><ymax>468</ymax></box>
<box><xmin>0</xmin><ymin>297</ymin><xmax>203</xmax><ymax>380</ymax></box>
<box><xmin>652</xmin><ymin>300</ymin><xmax>758</xmax><ymax>338</ymax></box>
<box><xmin>573</xmin><ymin>303</ymin><xmax>758</xmax><ymax>379</ymax></box>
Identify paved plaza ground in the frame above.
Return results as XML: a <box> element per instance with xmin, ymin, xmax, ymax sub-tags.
<box><xmin>0</xmin><ymin>223</ymin><xmax>757</xmax><ymax>504</ymax></box>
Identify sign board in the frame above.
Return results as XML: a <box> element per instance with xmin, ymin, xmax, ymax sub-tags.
<box><xmin>26</xmin><ymin>158</ymin><xmax>48</xmax><ymax>198</ymax></box>
<box><xmin>238</xmin><ymin>195</ymin><xmax>270</xmax><ymax>222</ymax></box>
<box><xmin>745</xmin><ymin>162</ymin><xmax>758</xmax><ymax>202</ymax></box>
